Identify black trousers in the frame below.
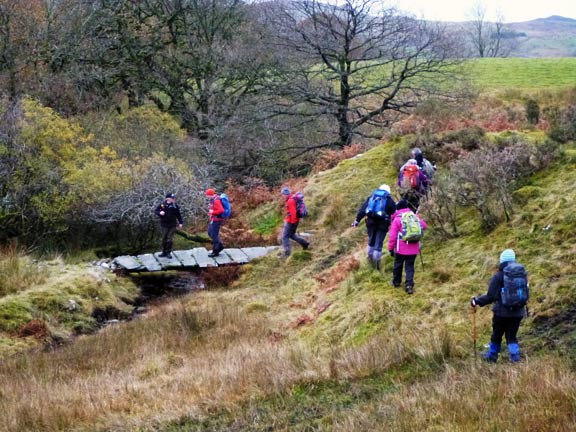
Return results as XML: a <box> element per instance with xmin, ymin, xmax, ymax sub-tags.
<box><xmin>161</xmin><ymin>225</ymin><xmax>177</xmax><ymax>254</ymax></box>
<box><xmin>392</xmin><ymin>253</ymin><xmax>417</xmax><ymax>287</ymax></box>
<box><xmin>490</xmin><ymin>315</ymin><xmax>522</xmax><ymax>346</ymax></box>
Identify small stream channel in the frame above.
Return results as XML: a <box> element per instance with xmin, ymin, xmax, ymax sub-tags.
<box><xmin>92</xmin><ymin>267</ymin><xmax>207</xmax><ymax>326</ymax></box>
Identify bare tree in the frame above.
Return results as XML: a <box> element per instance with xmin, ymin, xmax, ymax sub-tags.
<box><xmin>463</xmin><ymin>2</ymin><xmax>518</xmax><ymax>58</ymax></box>
<box><xmin>264</xmin><ymin>0</ymin><xmax>462</xmax><ymax>149</ymax></box>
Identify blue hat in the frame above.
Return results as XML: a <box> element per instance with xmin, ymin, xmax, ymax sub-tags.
<box><xmin>165</xmin><ymin>193</ymin><xmax>175</xmax><ymax>199</ymax></box>
<box><xmin>499</xmin><ymin>249</ymin><xmax>515</xmax><ymax>263</ymax></box>
<box><xmin>281</xmin><ymin>186</ymin><xmax>291</xmax><ymax>196</ymax></box>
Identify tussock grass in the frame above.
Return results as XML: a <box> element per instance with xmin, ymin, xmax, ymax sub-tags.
<box><xmin>0</xmin><ymin>247</ymin><xmax>49</xmax><ymax>297</ymax></box>
<box><xmin>172</xmin><ymin>356</ymin><xmax>576</xmax><ymax>432</ymax></box>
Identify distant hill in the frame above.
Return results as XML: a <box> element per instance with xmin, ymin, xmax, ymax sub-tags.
<box><xmin>508</xmin><ymin>15</ymin><xmax>576</xmax><ymax>57</ymax></box>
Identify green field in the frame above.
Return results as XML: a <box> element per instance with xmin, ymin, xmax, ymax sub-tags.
<box><xmin>464</xmin><ymin>57</ymin><xmax>576</xmax><ymax>90</ymax></box>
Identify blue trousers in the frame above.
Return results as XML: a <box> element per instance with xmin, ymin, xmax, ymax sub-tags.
<box><xmin>208</xmin><ymin>221</ymin><xmax>224</xmax><ymax>252</ymax></box>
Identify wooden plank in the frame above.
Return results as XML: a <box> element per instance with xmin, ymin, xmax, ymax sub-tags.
<box><xmin>223</xmin><ymin>248</ymin><xmax>250</xmax><ymax>264</ymax></box>
<box><xmin>191</xmin><ymin>248</ymin><xmax>218</xmax><ymax>268</ymax></box>
<box><xmin>213</xmin><ymin>249</ymin><xmax>235</xmax><ymax>266</ymax></box>
<box><xmin>137</xmin><ymin>253</ymin><xmax>163</xmax><ymax>271</ymax></box>
<box><xmin>113</xmin><ymin>255</ymin><xmax>145</xmax><ymax>271</ymax></box>
<box><xmin>155</xmin><ymin>252</ymin><xmax>183</xmax><ymax>269</ymax></box>
<box><xmin>242</xmin><ymin>247</ymin><xmax>273</xmax><ymax>261</ymax></box>
<box><xmin>173</xmin><ymin>250</ymin><xmax>197</xmax><ymax>267</ymax></box>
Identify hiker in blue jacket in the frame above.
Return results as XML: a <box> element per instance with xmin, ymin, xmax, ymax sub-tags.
<box><xmin>352</xmin><ymin>184</ymin><xmax>396</xmax><ymax>270</ymax></box>
<box><xmin>470</xmin><ymin>249</ymin><xmax>528</xmax><ymax>363</ymax></box>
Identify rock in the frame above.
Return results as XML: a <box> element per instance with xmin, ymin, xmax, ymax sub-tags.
<box><xmin>67</xmin><ymin>299</ymin><xmax>78</xmax><ymax>311</ymax></box>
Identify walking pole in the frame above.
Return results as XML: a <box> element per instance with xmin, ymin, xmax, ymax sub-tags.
<box><xmin>419</xmin><ymin>246</ymin><xmax>425</xmax><ymax>271</ymax></box>
<box><xmin>472</xmin><ymin>305</ymin><xmax>478</xmax><ymax>364</ymax></box>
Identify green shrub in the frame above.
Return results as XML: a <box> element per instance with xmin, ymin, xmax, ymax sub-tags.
<box><xmin>525</xmin><ymin>99</ymin><xmax>540</xmax><ymax>125</ymax></box>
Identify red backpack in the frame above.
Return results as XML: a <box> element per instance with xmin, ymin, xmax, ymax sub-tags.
<box><xmin>401</xmin><ymin>165</ymin><xmax>420</xmax><ymax>190</ymax></box>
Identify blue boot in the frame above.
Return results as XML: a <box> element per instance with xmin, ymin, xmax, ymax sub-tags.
<box><xmin>482</xmin><ymin>342</ymin><xmax>500</xmax><ymax>363</ymax></box>
<box><xmin>508</xmin><ymin>343</ymin><xmax>521</xmax><ymax>362</ymax></box>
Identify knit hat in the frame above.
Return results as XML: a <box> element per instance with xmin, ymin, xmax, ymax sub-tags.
<box><xmin>407</xmin><ymin>158</ymin><xmax>418</xmax><ymax>165</ymax></box>
<box><xmin>378</xmin><ymin>184</ymin><xmax>391</xmax><ymax>193</ymax></box>
<box><xmin>499</xmin><ymin>249</ymin><xmax>516</xmax><ymax>264</ymax></box>
<box><xmin>165</xmin><ymin>193</ymin><xmax>175</xmax><ymax>199</ymax></box>
<box><xmin>205</xmin><ymin>188</ymin><xmax>215</xmax><ymax>197</ymax></box>
<box><xmin>411</xmin><ymin>148</ymin><xmax>422</xmax><ymax>156</ymax></box>
<box><xmin>281</xmin><ymin>186</ymin><xmax>291</xmax><ymax>196</ymax></box>
<box><xmin>396</xmin><ymin>199</ymin><xmax>410</xmax><ymax>210</ymax></box>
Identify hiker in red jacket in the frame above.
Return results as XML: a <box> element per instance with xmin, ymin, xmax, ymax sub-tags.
<box><xmin>281</xmin><ymin>186</ymin><xmax>309</xmax><ymax>257</ymax></box>
<box><xmin>205</xmin><ymin>188</ymin><xmax>225</xmax><ymax>257</ymax></box>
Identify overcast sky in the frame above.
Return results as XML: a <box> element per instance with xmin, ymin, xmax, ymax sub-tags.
<box><xmin>393</xmin><ymin>0</ymin><xmax>576</xmax><ymax>22</ymax></box>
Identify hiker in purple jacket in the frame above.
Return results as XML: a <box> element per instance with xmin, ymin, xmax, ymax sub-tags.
<box><xmin>397</xmin><ymin>159</ymin><xmax>429</xmax><ymax>212</ymax></box>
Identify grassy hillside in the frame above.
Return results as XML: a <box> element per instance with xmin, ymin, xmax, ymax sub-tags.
<box><xmin>0</xmin><ymin>136</ymin><xmax>574</xmax><ymax>431</ymax></box>
<box><xmin>464</xmin><ymin>58</ymin><xmax>576</xmax><ymax>90</ymax></box>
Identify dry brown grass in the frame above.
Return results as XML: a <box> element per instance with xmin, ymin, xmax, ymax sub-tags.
<box><xmin>333</xmin><ymin>357</ymin><xmax>576</xmax><ymax>432</ymax></box>
<box><xmin>0</xmin><ymin>299</ymin><xmax>318</xmax><ymax>431</ymax></box>
<box><xmin>0</xmin><ymin>292</ymin><xmax>458</xmax><ymax>432</ymax></box>
<box><xmin>0</xmin><ymin>245</ymin><xmax>50</xmax><ymax>297</ymax></box>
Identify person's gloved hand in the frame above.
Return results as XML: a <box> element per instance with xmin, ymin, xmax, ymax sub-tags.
<box><xmin>351</xmin><ymin>220</ymin><xmax>359</xmax><ymax>227</ymax></box>
<box><xmin>389</xmin><ymin>250</ymin><xmax>395</xmax><ymax>257</ymax></box>
<box><xmin>470</xmin><ymin>297</ymin><xmax>477</xmax><ymax>307</ymax></box>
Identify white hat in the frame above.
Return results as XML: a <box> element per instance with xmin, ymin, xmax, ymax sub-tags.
<box><xmin>378</xmin><ymin>184</ymin><xmax>391</xmax><ymax>193</ymax></box>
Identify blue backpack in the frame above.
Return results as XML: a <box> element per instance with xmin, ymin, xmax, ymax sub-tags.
<box><xmin>365</xmin><ymin>189</ymin><xmax>390</xmax><ymax>220</ymax></box>
<box><xmin>219</xmin><ymin>193</ymin><xmax>232</xmax><ymax>218</ymax></box>
<box><xmin>501</xmin><ymin>263</ymin><xmax>529</xmax><ymax>309</ymax></box>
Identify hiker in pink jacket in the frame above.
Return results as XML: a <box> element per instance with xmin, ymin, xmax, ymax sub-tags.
<box><xmin>388</xmin><ymin>199</ymin><xmax>427</xmax><ymax>294</ymax></box>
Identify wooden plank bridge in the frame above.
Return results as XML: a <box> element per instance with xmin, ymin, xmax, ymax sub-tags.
<box><xmin>113</xmin><ymin>246</ymin><xmax>280</xmax><ymax>273</ymax></box>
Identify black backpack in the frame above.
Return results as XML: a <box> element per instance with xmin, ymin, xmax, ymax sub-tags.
<box><xmin>501</xmin><ymin>263</ymin><xmax>529</xmax><ymax>309</ymax></box>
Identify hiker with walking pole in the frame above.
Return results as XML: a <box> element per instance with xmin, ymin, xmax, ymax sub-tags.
<box><xmin>472</xmin><ymin>302</ymin><xmax>478</xmax><ymax>364</ymax></box>
<box><xmin>470</xmin><ymin>249</ymin><xmax>529</xmax><ymax>363</ymax></box>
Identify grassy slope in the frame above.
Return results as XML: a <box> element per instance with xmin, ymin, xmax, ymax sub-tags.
<box><xmin>464</xmin><ymin>58</ymin><xmax>576</xmax><ymax>90</ymax></box>
<box><xmin>0</xmin><ymin>258</ymin><xmax>139</xmax><ymax>356</ymax></box>
<box><xmin>166</xmin><ymin>139</ymin><xmax>576</xmax><ymax>430</ymax></box>
<box><xmin>0</xmin><ymin>140</ymin><xmax>575</xmax><ymax>431</ymax></box>
<box><xmin>162</xmin><ymin>137</ymin><xmax>576</xmax><ymax>431</ymax></box>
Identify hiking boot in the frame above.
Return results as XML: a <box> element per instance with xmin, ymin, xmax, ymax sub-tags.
<box><xmin>302</xmin><ymin>242</ymin><xmax>310</xmax><ymax>250</ymax></box>
<box><xmin>391</xmin><ymin>280</ymin><xmax>401</xmax><ymax>288</ymax></box>
<box><xmin>482</xmin><ymin>342</ymin><xmax>501</xmax><ymax>363</ymax></box>
<box><xmin>208</xmin><ymin>251</ymin><xmax>220</xmax><ymax>258</ymax></box>
<box><xmin>158</xmin><ymin>252</ymin><xmax>171</xmax><ymax>258</ymax></box>
<box><xmin>405</xmin><ymin>284</ymin><xmax>414</xmax><ymax>295</ymax></box>
<box><xmin>508</xmin><ymin>343</ymin><xmax>521</xmax><ymax>363</ymax></box>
